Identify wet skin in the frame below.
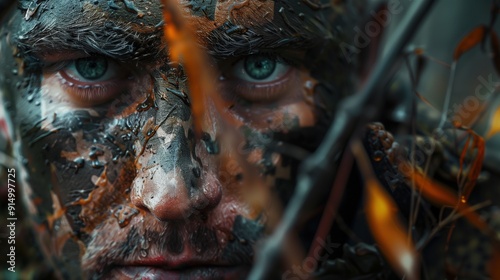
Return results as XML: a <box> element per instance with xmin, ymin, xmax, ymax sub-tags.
<box><xmin>0</xmin><ymin>0</ymin><xmax>348</xmax><ymax>279</ymax></box>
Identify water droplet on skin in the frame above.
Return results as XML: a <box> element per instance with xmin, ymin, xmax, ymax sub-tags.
<box><xmin>89</xmin><ymin>146</ymin><xmax>104</xmax><ymax>159</ymax></box>
<box><xmin>91</xmin><ymin>160</ymin><xmax>104</xmax><ymax>169</ymax></box>
<box><xmin>74</xmin><ymin>157</ymin><xmax>85</xmax><ymax>169</ymax></box>
<box><xmin>373</xmin><ymin>150</ymin><xmax>384</xmax><ymax>162</ymax></box>
<box><xmin>304</xmin><ymin>80</ymin><xmax>314</xmax><ymax>90</ymax></box>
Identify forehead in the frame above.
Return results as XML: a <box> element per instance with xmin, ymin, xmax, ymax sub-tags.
<box><xmin>13</xmin><ymin>0</ymin><xmax>328</xmax><ymax>51</ymax></box>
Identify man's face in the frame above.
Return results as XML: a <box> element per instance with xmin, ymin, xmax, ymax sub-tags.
<box><xmin>1</xmin><ymin>0</ymin><xmax>344</xmax><ymax>278</ymax></box>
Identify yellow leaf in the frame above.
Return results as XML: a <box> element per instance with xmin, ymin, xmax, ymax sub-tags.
<box><xmin>365</xmin><ymin>178</ymin><xmax>419</xmax><ymax>280</ymax></box>
<box><xmin>352</xmin><ymin>141</ymin><xmax>419</xmax><ymax>280</ymax></box>
<box><xmin>486</xmin><ymin>106</ymin><xmax>500</xmax><ymax>139</ymax></box>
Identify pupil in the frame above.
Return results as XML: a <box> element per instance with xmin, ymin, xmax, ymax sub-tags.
<box><xmin>244</xmin><ymin>55</ymin><xmax>276</xmax><ymax>80</ymax></box>
<box><xmin>75</xmin><ymin>57</ymin><xmax>108</xmax><ymax>80</ymax></box>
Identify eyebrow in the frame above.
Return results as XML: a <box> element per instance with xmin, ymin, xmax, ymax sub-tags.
<box><xmin>206</xmin><ymin>9</ymin><xmax>338</xmax><ymax>59</ymax></box>
<box><xmin>17</xmin><ymin>16</ymin><xmax>165</xmax><ymax>63</ymax></box>
<box><xmin>17</xmin><ymin>5</ymin><xmax>337</xmax><ymax>63</ymax></box>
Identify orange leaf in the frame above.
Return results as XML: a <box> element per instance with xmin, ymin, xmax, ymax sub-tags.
<box><xmin>402</xmin><ymin>166</ymin><xmax>491</xmax><ymax>235</ymax></box>
<box><xmin>400</xmin><ymin>165</ymin><xmax>458</xmax><ymax>206</ymax></box>
<box><xmin>365</xmin><ymin>178</ymin><xmax>419</xmax><ymax>280</ymax></box>
<box><xmin>163</xmin><ymin>9</ymin><xmax>205</xmax><ymax>136</ymax></box>
<box><xmin>486</xmin><ymin>105</ymin><xmax>500</xmax><ymax>139</ymax></box>
<box><xmin>453</xmin><ymin>26</ymin><xmax>486</xmax><ymax>60</ymax></box>
<box><xmin>351</xmin><ymin>141</ymin><xmax>419</xmax><ymax>280</ymax></box>
<box><xmin>161</xmin><ymin>1</ymin><xmax>239</xmax><ymax>137</ymax></box>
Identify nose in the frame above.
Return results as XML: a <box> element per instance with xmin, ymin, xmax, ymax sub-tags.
<box><xmin>131</xmin><ymin>124</ymin><xmax>222</xmax><ymax>221</ymax></box>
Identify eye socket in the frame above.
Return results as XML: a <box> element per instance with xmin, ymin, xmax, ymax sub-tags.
<box><xmin>222</xmin><ymin>54</ymin><xmax>294</xmax><ymax>103</ymax></box>
<box><xmin>55</xmin><ymin>56</ymin><xmax>131</xmax><ymax>106</ymax></box>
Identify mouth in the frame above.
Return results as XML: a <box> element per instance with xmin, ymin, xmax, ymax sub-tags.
<box><xmin>109</xmin><ymin>257</ymin><xmax>250</xmax><ymax>280</ymax></box>
<box><xmin>112</xmin><ymin>265</ymin><xmax>249</xmax><ymax>280</ymax></box>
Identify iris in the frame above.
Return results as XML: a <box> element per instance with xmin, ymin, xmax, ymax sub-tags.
<box><xmin>75</xmin><ymin>57</ymin><xmax>108</xmax><ymax>80</ymax></box>
<box><xmin>244</xmin><ymin>55</ymin><xmax>277</xmax><ymax>80</ymax></box>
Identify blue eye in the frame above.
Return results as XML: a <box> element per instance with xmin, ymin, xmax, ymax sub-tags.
<box><xmin>74</xmin><ymin>57</ymin><xmax>108</xmax><ymax>80</ymax></box>
<box><xmin>55</xmin><ymin>56</ymin><xmax>132</xmax><ymax>106</ymax></box>
<box><xmin>233</xmin><ymin>54</ymin><xmax>290</xmax><ymax>83</ymax></box>
<box><xmin>244</xmin><ymin>55</ymin><xmax>277</xmax><ymax>80</ymax></box>
<box><xmin>64</xmin><ymin>57</ymin><xmax>121</xmax><ymax>83</ymax></box>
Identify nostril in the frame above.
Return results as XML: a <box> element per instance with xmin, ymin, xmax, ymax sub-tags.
<box><xmin>192</xmin><ymin>172</ymin><xmax>222</xmax><ymax>211</ymax></box>
<box><xmin>192</xmin><ymin>166</ymin><xmax>201</xmax><ymax>178</ymax></box>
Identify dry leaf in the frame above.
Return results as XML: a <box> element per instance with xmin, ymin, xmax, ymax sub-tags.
<box><xmin>351</xmin><ymin>141</ymin><xmax>419</xmax><ymax>280</ymax></box>
<box><xmin>402</xmin><ymin>166</ymin><xmax>491</xmax><ymax>235</ymax></box>
<box><xmin>365</xmin><ymin>178</ymin><xmax>419</xmax><ymax>280</ymax></box>
<box><xmin>401</xmin><ymin>166</ymin><xmax>458</xmax><ymax>206</ymax></box>
<box><xmin>453</xmin><ymin>26</ymin><xmax>486</xmax><ymax>60</ymax></box>
<box><xmin>486</xmin><ymin>105</ymin><xmax>500</xmax><ymax>139</ymax></box>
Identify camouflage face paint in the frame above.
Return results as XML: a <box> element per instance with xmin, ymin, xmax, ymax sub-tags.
<box><xmin>0</xmin><ymin>0</ymin><xmax>347</xmax><ymax>278</ymax></box>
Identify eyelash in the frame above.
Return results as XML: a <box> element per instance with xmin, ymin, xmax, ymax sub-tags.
<box><xmin>219</xmin><ymin>53</ymin><xmax>297</xmax><ymax>103</ymax></box>
<box><xmin>45</xmin><ymin>58</ymin><xmax>132</xmax><ymax>106</ymax></box>
<box><xmin>56</xmin><ymin>71</ymin><xmax>122</xmax><ymax>105</ymax></box>
<box><xmin>223</xmin><ymin>68</ymin><xmax>294</xmax><ymax>103</ymax></box>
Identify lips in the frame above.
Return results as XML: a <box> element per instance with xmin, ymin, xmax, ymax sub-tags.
<box><xmin>113</xmin><ymin>265</ymin><xmax>250</xmax><ymax>280</ymax></box>
<box><xmin>109</xmin><ymin>255</ymin><xmax>250</xmax><ymax>280</ymax></box>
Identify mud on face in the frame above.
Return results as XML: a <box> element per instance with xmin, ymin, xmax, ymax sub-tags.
<box><xmin>0</xmin><ymin>0</ymin><xmax>352</xmax><ymax>278</ymax></box>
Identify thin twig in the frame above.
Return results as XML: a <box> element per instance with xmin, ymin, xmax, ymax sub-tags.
<box><xmin>416</xmin><ymin>200</ymin><xmax>491</xmax><ymax>250</ymax></box>
<box><xmin>437</xmin><ymin>61</ymin><xmax>457</xmax><ymax>130</ymax></box>
<box><xmin>248</xmin><ymin>1</ymin><xmax>437</xmax><ymax>278</ymax></box>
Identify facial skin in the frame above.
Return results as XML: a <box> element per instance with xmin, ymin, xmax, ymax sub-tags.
<box><xmin>0</xmin><ymin>0</ymin><xmax>350</xmax><ymax>279</ymax></box>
